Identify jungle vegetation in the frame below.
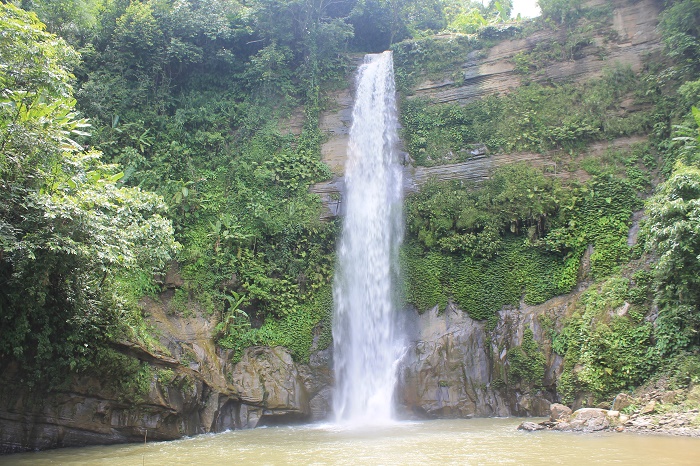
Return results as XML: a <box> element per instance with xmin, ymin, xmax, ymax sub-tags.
<box><xmin>1</xmin><ymin>0</ymin><xmax>700</xmax><ymax>407</ymax></box>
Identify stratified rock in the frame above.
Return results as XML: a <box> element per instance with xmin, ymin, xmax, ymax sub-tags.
<box><xmin>411</xmin><ymin>0</ymin><xmax>661</xmax><ymax>105</ymax></box>
<box><xmin>313</xmin><ymin>0</ymin><xmax>662</xmax><ymax>220</ymax></box>
<box><xmin>550</xmin><ymin>403</ymin><xmax>572</xmax><ymax>421</ymax></box>
<box><xmin>0</xmin><ymin>359</ymin><xmax>238</xmax><ymax>454</ymax></box>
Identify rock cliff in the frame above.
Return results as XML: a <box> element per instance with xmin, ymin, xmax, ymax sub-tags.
<box><xmin>0</xmin><ymin>0</ymin><xmax>664</xmax><ymax>454</ymax></box>
<box><xmin>313</xmin><ymin>0</ymin><xmax>662</xmax><ymax>217</ymax></box>
<box><xmin>411</xmin><ymin>0</ymin><xmax>661</xmax><ymax>104</ymax></box>
<box><xmin>397</xmin><ymin>291</ymin><xmax>579</xmax><ymax>418</ymax></box>
<box><xmin>0</xmin><ymin>274</ymin><xmax>331</xmax><ymax>454</ymax></box>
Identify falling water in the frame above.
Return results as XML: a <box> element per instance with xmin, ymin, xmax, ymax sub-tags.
<box><xmin>332</xmin><ymin>51</ymin><xmax>404</xmax><ymax>424</ymax></box>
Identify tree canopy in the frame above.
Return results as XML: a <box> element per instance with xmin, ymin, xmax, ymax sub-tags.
<box><xmin>0</xmin><ymin>3</ymin><xmax>178</xmax><ymax>384</ymax></box>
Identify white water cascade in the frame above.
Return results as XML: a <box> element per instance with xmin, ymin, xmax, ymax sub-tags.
<box><xmin>332</xmin><ymin>51</ymin><xmax>404</xmax><ymax>424</ymax></box>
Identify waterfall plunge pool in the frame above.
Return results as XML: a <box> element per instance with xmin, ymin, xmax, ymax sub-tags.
<box><xmin>3</xmin><ymin>418</ymin><xmax>700</xmax><ymax>465</ymax></box>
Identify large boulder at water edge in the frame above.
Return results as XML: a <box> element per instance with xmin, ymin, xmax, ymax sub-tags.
<box><xmin>230</xmin><ymin>346</ymin><xmax>310</xmax><ymax>427</ymax></box>
<box><xmin>552</xmin><ymin>408</ymin><xmax>625</xmax><ymax>433</ymax></box>
<box><xmin>519</xmin><ymin>407</ymin><xmax>625</xmax><ymax>433</ymax></box>
<box><xmin>550</xmin><ymin>403</ymin><xmax>572</xmax><ymax>421</ymax></box>
<box><xmin>517</xmin><ymin>421</ymin><xmax>546</xmax><ymax>431</ymax></box>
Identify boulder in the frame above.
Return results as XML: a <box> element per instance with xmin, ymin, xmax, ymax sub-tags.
<box><xmin>569</xmin><ymin>408</ymin><xmax>611</xmax><ymax>432</ymax></box>
<box><xmin>612</xmin><ymin>393</ymin><xmax>634</xmax><ymax>412</ymax></box>
<box><xmin>552</xmin><ymin>421</ymin><xmax>571</xmax><ymax>431</ymax></box>
<box><xmin>640</xmin><ymin>400</ymin><xmax>656</xmax><ymax>415</ymax></box>
<box><xmin>518</xmin><ymin>421</ymin><xmax>546</xmax><ymax>431</ymax></box>
<box><xmin>550</xmin><ymin>403</ymin><xmax>572</xmax><ymax>421</ymax></box>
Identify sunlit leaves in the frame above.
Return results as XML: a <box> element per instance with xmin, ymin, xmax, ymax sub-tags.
<box><xmin>0</xmin><ymin>3</ymin><xmax>178</xmax><ymax>385</ymax></box>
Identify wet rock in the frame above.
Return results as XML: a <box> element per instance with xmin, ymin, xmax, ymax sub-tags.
<box><xmin>300</xmin><ymin>344</ymin><xmax>334</xmax><ymax>422</ymax></box>
<box><xmin>550</xmin><ymin>403</ymin><xmax>572</xmax><ymax>421</ymax></box>
<box><xmin>569</xmin><ymin>408</ymin><xmax>611</xmax><ymax>432</ymax></box>
<box><xmin>0</xmin><ymin>364</ymin><xmax>237</xmax><ymax>454</ymax></box>
<box><xmin>398</xmin><ymin>298</ymin><xmax>569</xmax><ymax>418</ymax></box>
<box><xmin>518</xmin><ymin>421</ymin><xmax>546</xmax><ymax>431</ymax></box>
<box><xmin>0</xmin><ymin>304</ymin><xmax>327</xmax><ymax>454</ymax></box>
<box><xmin>552</xmin><ymin>421</ymin><xmax>571</xmax><ymax>431</ymax></box>
<box><xmin>239</xmin><ymin>404</ymin><xmax>263</xmax><ymax>429</ymax></box>
<box><xmin>230</xmin><ymin>346</ymin><xmax>310</xmax><ymax>422</ymax></box>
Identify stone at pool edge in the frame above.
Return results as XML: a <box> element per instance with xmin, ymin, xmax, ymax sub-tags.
<box><xmin>518</xmin><ymin>405</ymin><xmax>624</xmax><ymax>433</ymax></box>
<box><xmin>518</xmin><ymin>421</ymin><xmax>546</xmax><ymax>431</ymax></box>
<box><xmin>550</xmin><ymin>403</ymin><xmax>572</xmax><ymax>422</ymax></box>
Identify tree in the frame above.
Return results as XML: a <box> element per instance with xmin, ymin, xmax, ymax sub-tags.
<box><xmin>659</xmin><ymin>0</ymin><xmax>700</xmax><ymax>77</ymax></box>
<box><xmin>12</xmin><ymin>0</ymin><xmax>102</xmax><ymax>45</ymax></box>
<box><xmin>645</xmin><ymin>162</ymin><xmax>700</xmax><ymax>354</ymax></box>
<box><xmin>537</xmin><ymin>0</ymin><xmax>582</xmax><ymax>25</ymax></box>
<box><xmin>0</xmin><ymin>3</ymin><xmax>178</xmax><ymax>385</ymax></box>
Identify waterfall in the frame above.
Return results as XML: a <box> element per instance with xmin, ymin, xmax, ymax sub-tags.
<box><xmin>332</xmin><ymin>51</ymin><xmax>404</xmax><ymax>424</ymax></box>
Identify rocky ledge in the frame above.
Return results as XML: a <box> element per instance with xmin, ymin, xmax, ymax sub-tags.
<box><xmin>519</xmin><ymin>388</ymin><xmax>700</xmax><ymax>437</ymax></box>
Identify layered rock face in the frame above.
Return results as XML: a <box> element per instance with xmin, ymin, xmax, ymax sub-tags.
<box><xmin>0</xmin><ymin>278</ymin><xmax>332</xmax><ymax>454</ymax></box>
<box><xmin>410</xmin><ymin>0</ymin><xmax>661</xmax><ymax>104</ymax></box>
<box><xmin>0</xmin><ymin>356</ymin><xmax>239</xmax><ymax>453</ymax></box>
<box><xmin>313</xmin><ymin>0</ymin><xmax>662</xmax><ymax>217</ymax></box>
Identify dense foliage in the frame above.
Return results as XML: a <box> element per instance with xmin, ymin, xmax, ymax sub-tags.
<box><xmin>4</xmin><ymin>0</ymin><xmax>700</xmax><ymax>410</ymax></box>
<box><xmin>0</xmin><ymin>3</ymin><xmax>178</xmax><ymax>384</ymax></box>
<box><xmin>553</xmin><ymin>277</ymin><xmax>657</xmax><ymax>404</ymax></box>
<box><xmin>399</xmin><ymin>0</ymin><xmax>700</xmax><ymax>405</ymax></box>
<box><xmin>400</xmin><ymin>67</ymin><xmax>651</xmax><ymax>166</ymax></box>
<box><xmin>403</xmin><ymin>160</ymin><xmax>643</xmax><ymax>323</ymax></box>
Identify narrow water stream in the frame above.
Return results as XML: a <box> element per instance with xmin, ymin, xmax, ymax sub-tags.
<box><xmin>3</xmin><ymin>418</ymin><xmax>699</xmax><ymax>465</ymax></box>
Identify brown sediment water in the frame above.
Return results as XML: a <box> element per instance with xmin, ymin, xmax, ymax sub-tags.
<box><xmin>2</xmin><ymin>418</ymin><xmax>699</xmax><ymax>465</ymax></box>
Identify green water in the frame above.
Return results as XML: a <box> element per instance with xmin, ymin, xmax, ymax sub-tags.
<box><xmin>2</xmin><ymin>418</ymin><xmax>699</xmax><ymax>465</ymax></box>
